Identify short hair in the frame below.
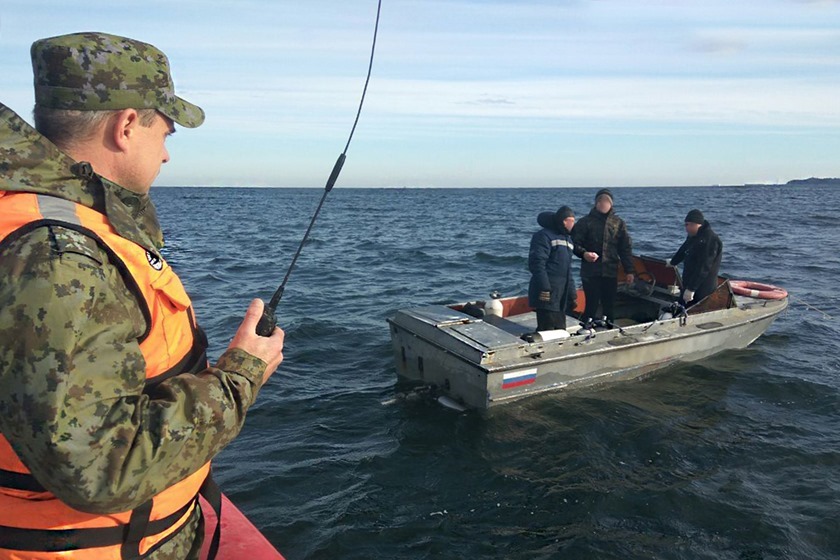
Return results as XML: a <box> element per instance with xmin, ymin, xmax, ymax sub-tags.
<box><xmin>32</xmin><ymin>106</ymin><xmax>159</xmax><ymax>151</ymax></box>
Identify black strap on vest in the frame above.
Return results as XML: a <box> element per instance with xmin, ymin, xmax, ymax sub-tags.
<box><xmin>199</xmin><ymin>472</ymin><xmax>223</xmax><ymax>560</ymax></box>
<box><xmin>0</xmin><ymin>468</ymin><xmax>46</xmax><ymax>492</ymax></box>
<box><xmin>0</xmin><ymin>494</ymin><xmax>197</xmax><ymax>553</ymax></box>
<box><xmin>121</xmin><ymin>499</ymin><xmax>153</xmax><ymax>560</ymax></box>
<box><xmin>0</xmin><ymin>470</ymin><xmax>221</xmax><ymax>558</ymax></box>
<box><xmin>0</xmin><ymin>466</ymin><xmax>208</xmax><ymax>556</ymax></box>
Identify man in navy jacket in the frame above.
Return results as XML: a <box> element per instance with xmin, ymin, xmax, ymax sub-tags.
<box><xmin>528</xmin><ymin>206</ymin><xmax>577</xmax><ymax>331</ymax></box>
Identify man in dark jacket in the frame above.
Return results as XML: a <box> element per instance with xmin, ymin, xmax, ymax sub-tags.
<box><xmin>670</xmin><ymin>209</ymin><xmax>723</xmax><ymax>306</ymax></box>
<box><xmin>529</xmin><ymin>206</ymin><xmax>576</xmax><ymax>331</ymax></box>
<box><xmin>572</xmin><ymin>188</ymin><xmax>635</xmax><ymax>323</ymax></box>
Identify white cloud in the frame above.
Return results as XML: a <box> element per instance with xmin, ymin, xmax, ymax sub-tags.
<box><xmin>200</xmin><ymin>75</ymin><xmax>840</xmax><ymax>134</ymax></box>
<box><xmin>3</xmin><ymin>0</ymin><xmax>840</xmax><ymax>187</ymax></box>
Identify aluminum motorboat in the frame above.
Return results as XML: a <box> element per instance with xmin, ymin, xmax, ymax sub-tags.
<box><xmin>387</xmin><ymin>255</ymin><xmax>787</xmax><ymax>409</ymax></box>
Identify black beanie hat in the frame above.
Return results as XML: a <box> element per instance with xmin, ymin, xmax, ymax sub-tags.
<box><xmin>555</xmin><ymin>206</ymin><xmax>574</xmax><ymax>220</ymax></box>
<box><xmin>685</xmin><ymin>209</ymin><xmax>704</xmax><ymax>224</ymax></box>
<box><xmin>595</xmin><ymin>188</ymin><xmax>613</xmax><ymax>202</ymax></box>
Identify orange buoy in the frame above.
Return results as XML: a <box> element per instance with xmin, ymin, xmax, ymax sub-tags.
<box><xmin>729</xmin><ymin>280</ymin><xmax>788</xmax><ymax>300</ymax></box>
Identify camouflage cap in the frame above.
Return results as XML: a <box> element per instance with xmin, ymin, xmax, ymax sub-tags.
<box><xmin>31</xmin><ymin>32</ymin><xmax>204</xmax><ymax>128</ymax></box>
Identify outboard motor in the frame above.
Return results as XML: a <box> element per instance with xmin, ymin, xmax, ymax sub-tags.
<box><xmin>484</xmin><ymin>290</ymin><xmax>504</xmax><ymax>318</ymax></box>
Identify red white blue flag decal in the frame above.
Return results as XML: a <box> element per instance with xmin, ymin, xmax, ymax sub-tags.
<box><xmin>501</xmin><ymin>368</ymin><xmax>538</xmax><ymax>390</ymax></box>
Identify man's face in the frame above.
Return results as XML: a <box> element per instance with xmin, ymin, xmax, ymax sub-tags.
<box><xmin>122</xmin><ymin>112</ymin><xmax>173</xmax><ymax>194</ymax></box>
<box><xmin>563</xmin><ymin>216</ymin><xmax>576</xmax><ymax>232</ymax></box>
<box><xmin>685</xmin><ymin>222</ymin><xmax>702</xmax><ymax>236</ymax></box>
<box><xmin>595</xmin><ymin>195</ymin><xmax>612</xmax><ymax>213</ymax></box>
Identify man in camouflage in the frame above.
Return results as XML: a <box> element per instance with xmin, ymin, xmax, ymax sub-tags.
<box><xmin>572</xmin><ymin>188</ymin><xmax>636</xmax><ymax>323</ymax></box>
<box><xmin>0</xmin><ymin>32</ymin><xmax>285</xmax><ymax>558</ymax></box>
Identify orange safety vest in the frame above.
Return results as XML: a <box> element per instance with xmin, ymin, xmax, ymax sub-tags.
<box><xmin>0</xmin><ymin>191</ymin><xmax>213</xmax><ymax>559</ymax></box>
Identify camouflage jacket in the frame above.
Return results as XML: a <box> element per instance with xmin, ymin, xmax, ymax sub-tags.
<box><xmin>0</xmin><ymin>103</ymin><xmax>266</xmax><ymax>558</ymax></box>
<box><xmin>572</xmin><ymin>206</ymin><xmax>635</xmax><ymax>279</ymax></box>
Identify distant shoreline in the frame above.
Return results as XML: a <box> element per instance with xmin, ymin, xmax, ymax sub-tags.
<box><xmin>783</xmin><ymin>177</ymin><xmax>840</xmax><ymax>187</ymax></box>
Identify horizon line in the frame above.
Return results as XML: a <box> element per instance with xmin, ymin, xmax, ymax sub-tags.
<box><xmin>151</xmin><ymin>182</ymin><xmax>807</xmax><ymax>189</ymax></box>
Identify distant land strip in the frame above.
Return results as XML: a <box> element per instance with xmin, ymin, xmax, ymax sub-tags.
<box><xmin>784</xmin><ymin>177</ymin><xmax>840</xmax><ymax>187</ymax></box>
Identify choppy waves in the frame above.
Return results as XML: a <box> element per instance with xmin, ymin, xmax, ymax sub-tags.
<box><xmin>153</xmin><ymin>185</ymin><xmax>840</xmax><ymax>559</ymax></box>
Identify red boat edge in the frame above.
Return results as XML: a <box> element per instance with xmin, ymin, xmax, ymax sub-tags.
<box><xmin>199</xmin><ymin>493</ymin><xmax>285</xmax><ymax>560</ymax></box>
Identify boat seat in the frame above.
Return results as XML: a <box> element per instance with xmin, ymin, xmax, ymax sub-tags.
<box><xmin>632</xmin><ymin>293</ymin><xmax>675</xmax><ymax>308</ymax></box>
<box><xmin>483</xmin><ymin>314</ymin><xmax>536</xmax><ymax>337</ymax></box>
<box><xmin>486</xmin><ymin>313</ymin><xmax>585</xmax><ymax>336</ymax></box>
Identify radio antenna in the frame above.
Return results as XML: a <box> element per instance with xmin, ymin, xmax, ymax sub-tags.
<box><xmin>257</xmin><ymin>0</ymin><xmax>382</xmax><ymax>336</ymax></box>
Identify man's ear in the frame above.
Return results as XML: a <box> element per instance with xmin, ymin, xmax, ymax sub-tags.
<box><xmin>111</xmin><ymin>108</ymin><xmax>141</xmax><ymax>153</ymax></box>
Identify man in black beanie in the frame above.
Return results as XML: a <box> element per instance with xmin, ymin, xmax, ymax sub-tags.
<box><xmin>669</xmin><ymin>209</ymin><xmax>723</xmax><ymax>306</ymax></box>
<box><xmin>572</xmin><ymin>189</ymin><xmax>635</xmax><ymax>323</ymax></box>
<box><xmin>528</xmin><ymin>206</ymin><xmax>577</xmax><ymax>331</ymax></box>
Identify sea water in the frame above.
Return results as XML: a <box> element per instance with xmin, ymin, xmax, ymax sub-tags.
<box><xmin>153</xmin><ymin>185</ymin><xmax>840</xmax><ymax>560</ymax></box>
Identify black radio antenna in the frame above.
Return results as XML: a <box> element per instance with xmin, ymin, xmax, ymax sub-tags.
<box><xmin>256</xmin><ymin>0</ymin><xmax>382</xmax><ymax>336</ymax></box>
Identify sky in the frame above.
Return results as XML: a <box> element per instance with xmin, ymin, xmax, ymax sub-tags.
<box><xmin>1</xmin><ymin>0</ymin><xmax>839</xmax><ymax>188</ymax></box>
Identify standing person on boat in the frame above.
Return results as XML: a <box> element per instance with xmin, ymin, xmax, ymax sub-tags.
<box><xmin>572</xmin><ymin>188</ymin><xmax>635</xmax><ymax>323</ymax></box>
<box><xmin>528</xmin><ymin>206</ymin><xmax>577</xmax><ymax>331</ymax></box>
<box><xmin>669</xmin><ymin>209</ymin><xmax>723</xmax><ymax>306</ymax></box>
<box><xmin>0</xmin><ymin>32</ymin><xmax>285</xmax><ymax>559</ymax></box>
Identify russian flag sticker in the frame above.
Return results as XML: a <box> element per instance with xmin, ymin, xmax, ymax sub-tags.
<box><xmin>501</xmin><ymin>368</ymin><xmax>538</xmax><ymax>390</ymax></box>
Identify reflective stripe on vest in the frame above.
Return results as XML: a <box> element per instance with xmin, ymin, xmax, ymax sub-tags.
<box><xmin>0</xmin><ymin>192</ymin><xmax>211</xmax><ymax>559</ymax></box>
<box><xmin>550</xmin><ymin>238</ymin><xmax>574</xmax><ymax>250</ymax></box>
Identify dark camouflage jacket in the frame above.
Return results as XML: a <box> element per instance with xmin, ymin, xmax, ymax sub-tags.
<box><xmin>0</xmin><ymin>103</ymin><xmax>266</xmax><ymax>559</ymax></box>
<box><xmin>572</xmin><ymin>206</ymin><xmax>635</xmax><ymax>278</ymax></box>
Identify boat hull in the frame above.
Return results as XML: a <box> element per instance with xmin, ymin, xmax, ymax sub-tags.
<box><xmin>200</xmin><ymin>493</ymin><xmax>285</xmax><ymax>559</ymax></box>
